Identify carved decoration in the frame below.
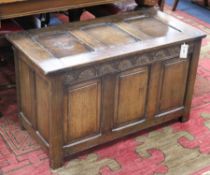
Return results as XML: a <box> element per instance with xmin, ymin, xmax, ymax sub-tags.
<box><xmin>118</xmin><ymin>60</ymin><xmax>133</xmax><ymax>71</ymax></box>
<box><xmin>78</xmin><ymin>68</ymin><xmax>96</xmax><ymax>80</ymax></box>
<box><xmin>64</xmin><ymin>43</ymin><xmax>194</xmax><ymax>85</ymax></box>
<box><xmin>98</xmin><ymin>64</ymin><xmax>116</xmax><ymax>75</ymax></box>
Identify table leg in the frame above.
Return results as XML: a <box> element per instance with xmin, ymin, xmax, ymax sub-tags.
<box><xmin>204</xmin><ymin>0</ymin><xmax>209</xmax><ymax>6</ymax></box>
<box><xmin>172</xmin><ymin>0</ymin><xmax>180</xmax><ymax>11</ymax></box>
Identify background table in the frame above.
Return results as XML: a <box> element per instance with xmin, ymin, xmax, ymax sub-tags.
<box><xmin>0</xmin><ymin>0</ymin><xmax>119</xmax><ymax>20</ymax></box>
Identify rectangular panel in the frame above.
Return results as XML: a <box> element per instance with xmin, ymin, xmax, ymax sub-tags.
<box><xmin>19</xmin><ymin>59</ymin><xmax>36</xmax><ymax>127</ymax></box>
<box><xmin>114</xmin><ymin>67</ymin><xmax>148</xmax><ymax>127</ymax></box>
<box><xmin>82</xmin><ymin>23</ymin><xmax>138</xmax><ymax>47</ymax></box>
<box><xmin>159</xmin><ymin>58</ymin><xmax>189</xmax><ymax>112</ymax></box>
<box><xmin>125</xmin><ymin>17</ymin><xmax>180</xmax><ymax>38</ymax></box>
<box><xmin>64</xmin><ymin>80</ymin><xmax>101</xmax><ymax>143</ymax></box>
<box><xmin>36</xmin><ymin>76</ymin><xmax>49</xmax><ymax>141</ymax></box>
<box><xmin>34</xmin><ymin>32</ymin><xmax>92</xmax><ymax>58</ymax></box>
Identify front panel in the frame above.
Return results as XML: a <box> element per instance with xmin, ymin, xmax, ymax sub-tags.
<box><xmin>159</xmin><ymin>58</ymin><xmax>190</xmax><ymax>112</ymax></box>
<box><xmin>64</xmin><ymin>79</ymin><xmax>101</xmax><ymax>144</ymax></box>
<box><xmin>114</xmin><ymin>67</ymin><xmax>149</xmax><ymax>128</ymax></box>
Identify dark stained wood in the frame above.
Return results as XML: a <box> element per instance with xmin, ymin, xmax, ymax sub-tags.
<box><xmin>13</xmin><ymin>48</ymin><xmax>24</xmax><ymax>129</ymax></box>
<box><xmin>36</xmin><ymin>75</ymin><xmax>50</xmax><ymax>141</ymax></box>
<box><xmin>48</xmin><ymin>76</ymin><xmax>64</xmax><ymax>169</ymax></box>
<box><xmin>0</xmin><ymin>0</ymin><xmax>119</xmax><ymax>19</ymax></box>
<box><xmin>125</xmin><ymin>16</ymin><xmax>180</xmax><ymax>37</ymax></box>
<box><xmin>101</xmin><ymin>75</ymin><xmax>116</xmax><ymax>133</ymax></box>
<box><xmin>34</xmin><ymin>32</ymin><xmax>92</xmax><ymax>58</ymax></box>
<box><xmin>146</xmin><ymin>63</ymin><xmax>162</xmax><ymax>119</ymax></box>
<box><xmin>64</xmin><ymin>80</ymin><xmax>101</xmax><ymax>143</ymax></box>
<box><xmin>82</xmin><ymin>23</ymin><xmax>138</xmax><ymax>46</ymax></box>
<box><xmin>158</xmin><ymin>0</ymin><xmax>165</xmax><ymax>11</ymax></box>
<box><xmin>20</xmin><ymin>112</ymin><xmax>49</xmax><ymax>149</ymax></box>
<box><xmin>18</xmin><ymin>59</ymin><xmax>36</xmax><ymax>128</ymax></box>
<box><xmin>172</xmin><ymin>0</ymin><xmax>179</xmax><ymax>11</ymax></box>
<box><xmin>64</xmin><ymin>106</ymin><xmax>185</xmax><ymax>156</ymax></box>
<box><xmin>159</xmin><ymin>58</ymin><xmax>189</xmax><ymax>112</ymax></box>
<box><xmin>181</xmin><ymin>41</ymin><xmax>202</xmax><ymax>122</ymax></box>
<box><xmin>114</xmin><ymin>67</ymin><xmax>148</xmax><ymax>128</ymax></box>
<box><xmin>7</xmin><ymin>8</ymin><xmax>206</xmax><ymax>169</ymax></box>
<box><xmin>6</xmin><ymin>9</ymin><xmax>205</xmax><ymax>75</ymax></box>
<box><xmin>0</xmin><ymin>0</ymin><xmax>26</xmax><ymax>4</ymax></box>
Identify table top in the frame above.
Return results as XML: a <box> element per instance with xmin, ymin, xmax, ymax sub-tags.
<box><xmin>0</xmin><ymin>0</ymin><xmax>26</xmax><ymax>4</ymax></box>
<box><xmin>6</xmin><ymin>8</ymin><xmax>206</xmax><ymax>75</ymax></box>
<box><xmin>0</xmin><ymin>0</ymin><xmax>119</xmax><ymax>19</ymax></box>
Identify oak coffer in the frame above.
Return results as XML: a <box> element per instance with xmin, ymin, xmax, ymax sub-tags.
<box><xmin>6</xmin><ymin>8</ymin><xmax>205</xmax><ymax>169</ymax></box>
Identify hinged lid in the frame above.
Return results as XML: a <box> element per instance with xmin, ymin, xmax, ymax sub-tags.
<box><xmin>6</xmin><ymin>8</ymin><xmax>206</xmax><ymax>75</ymax></box>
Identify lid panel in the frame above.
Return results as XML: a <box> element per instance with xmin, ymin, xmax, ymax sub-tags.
<box><xmin>81</xmin><ymin>23</ymin><xmax>139</xmax><ymax>47</ymax></box>
<box><xmin>6</xmin><ymin>8</ymin><xmax>205</xmax><ymax>75</ymax></box>
<box><xmin>33</xmin><ymin>32</ymin><xmax>93</xmax><ymax>58</ymax></box>
<box><xmin>125</xmin><ymin>17</ymin><xmax>181</xmax><ymax>37</ymax></box>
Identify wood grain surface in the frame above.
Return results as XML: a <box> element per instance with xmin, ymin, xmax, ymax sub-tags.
<box><xmin>0</xmin><ymin>0</ymin><xmax>26</xmax><ymax>4</ymax></box>
<box><xmin>8</xmin><ymin>8</ymin><xmax>206</xmax><ymax>169</ymax></box>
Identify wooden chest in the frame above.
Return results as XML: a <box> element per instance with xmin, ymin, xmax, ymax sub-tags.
<box><xmin>6</xmin><ymin>8</ymin><xmax>205</xmax><ymax>169</ymax></box>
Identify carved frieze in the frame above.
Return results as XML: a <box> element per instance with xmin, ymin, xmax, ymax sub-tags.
<box><xmin>64</xmin><ymin>43</ymin><xmax>194</xmax><ymax>85</ymax></box>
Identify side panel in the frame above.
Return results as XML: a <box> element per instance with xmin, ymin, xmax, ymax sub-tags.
<box><xmin>18</xmin><ymin>59</ymin><xmax>36</xmax><ymax>128</ymax></box>
<box><xmin>36</xmin><ymin>75</ymin><xmax>50</xmax><ymax>141</ymax></box>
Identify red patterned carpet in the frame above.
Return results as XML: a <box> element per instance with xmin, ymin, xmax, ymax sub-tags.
<box><xmin>0</xmin><ymin>6</ymin><xmax>210</xmax><ymax>175</ymax></box>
